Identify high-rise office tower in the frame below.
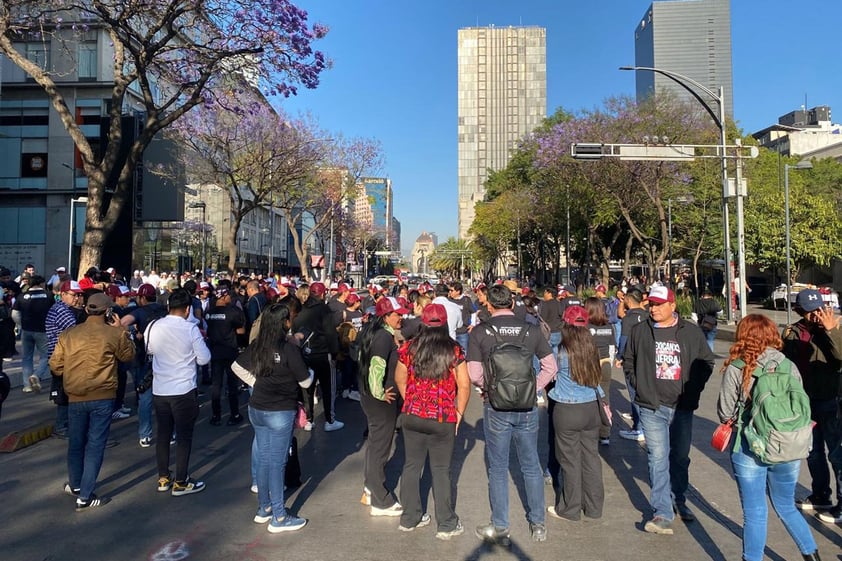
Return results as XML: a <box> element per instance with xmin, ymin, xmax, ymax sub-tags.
<box><xmin>634</xmin><ymin>0</ymin><xmax>733</xmax><ymax>118</ymax></box>
<box><xmin>457</xmin><ymin>26</ymin><xmax>546</xmax><ymax>240</ymax></box>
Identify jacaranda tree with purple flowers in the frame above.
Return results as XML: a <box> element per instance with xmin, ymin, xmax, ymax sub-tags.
<box><xmin>0</xmin><ymin>0</ymin><xmax>328</xmax><ymax>275</ymax></box>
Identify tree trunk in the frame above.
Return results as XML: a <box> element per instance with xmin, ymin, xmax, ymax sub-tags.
<box><xmin>226</xmin><ymin>217</ymin><xmax>242</xmax><ymax>275</ymax></box>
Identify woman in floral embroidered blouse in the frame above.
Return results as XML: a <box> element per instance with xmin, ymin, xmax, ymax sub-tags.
<box><xmin>395</xmin><ymin>303</ymin><xmax>471</xmax><ymax>539</ymax></box>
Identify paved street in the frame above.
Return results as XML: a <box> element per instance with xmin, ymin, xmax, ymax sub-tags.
<box><xmin>1</xmin><ymin>307</ymin><xmax>841</xmax><ymax>561</ymax></box>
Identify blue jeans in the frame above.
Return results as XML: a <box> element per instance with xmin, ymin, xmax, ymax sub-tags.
<box><xmin>249</xmin><ymin>407</ymin><xmax>295</xmax><ymax>520</ymax></box>
<box><xmin>639</xmin><ymin>405</ymin><xmax>693</xmax><ymax>520</ymax></box>
<box><xmin>703</xmin><ymin>328</ymin><xmax>716</xmax><ymax>352</ymax></box>
<box><xmin>21</xmin><ymin>330</ymin><xmax>49</xmax><ymax>384</ymax></box>
<box><xmin>669</xmin><ymin>409</ymin><xmax>694</xmax><ymax>506</ymax></box>
<box><xmin>806</xmin><ymin>398</ymin><xmax>842</xmax><ymax>502</ymax></box>
<box><xmin>456</xmin><ymin>332</ymin><xmax>469</xmax><ymax>355</ymax></box>
<box><xmin>135</xmin><ymin>363</ymin><xmax>153</xmax><ymax>439</ymax></box>
<box><xmin>548</xmin><ymin>332</ymin><xmax>562</xmax><ymax>365</ymax></box>
<box><xmin>483</xmin><ymin>404</ymin><xmax>545</xmax><ymax>528</ymax></box>
<box><xmin>731</xmin><ymin>445</ymin><xmax>817</xmax><ymax>561</ymax></box>
<box><xmin>67</xmin><ymin>399</ymin><xmax>114</xmax><ymax>500</ymax></box>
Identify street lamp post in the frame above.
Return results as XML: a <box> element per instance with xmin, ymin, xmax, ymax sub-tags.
<box><xmin>188</xmin><ymin>201</ymin><xmax>206</xmax><ymax>279</ymax></box>
<box><xmin>784</xmin><ymin>160</ymin><xmax>813</xmax><ymax>325</ymax></box>
<box><xmin>68</xmin><ymin>196</ymin><xmax>88</xmax><ymax>278</ymax></box>
<box><xmin>620</xmin><ymin>65</ymin><xmax>735</xmax><ymax>323</ymax></box>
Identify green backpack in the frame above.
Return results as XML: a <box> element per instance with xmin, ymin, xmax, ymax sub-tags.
<box><xmin>732</xmin><ymin>358</ymin><xmax>813</xmax><ymax>464</ymax></box>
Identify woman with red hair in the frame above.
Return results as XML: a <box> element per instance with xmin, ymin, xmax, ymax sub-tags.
<box><xmin>717</xmin><ymin>314</ymin><xmax>819</xmax><ymax>561</ymax></box>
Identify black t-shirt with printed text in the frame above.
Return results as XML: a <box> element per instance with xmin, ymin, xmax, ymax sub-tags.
<box><xmin>653</xmin><ymin>324</ymin><xmax>683</xmax><ymax>407</ymax></box>
<box><xmin>206</xmin><ymin>304</ymin><xmax>245</xmax><ymax>360</ymax></box>
<box><xmin>467</xmin><ymin>313</ymin><xmax>553</xmax><ymax>365</ymax></box>
<box><xmin>587</xmin><ymin>322</ymin><xmax>615</xmax><ymax>360</ymax></box>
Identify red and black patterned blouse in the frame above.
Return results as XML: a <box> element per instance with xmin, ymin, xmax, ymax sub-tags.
<box><xmin>398</xmin><ymin>341</ymin><xmax>464</xmax><ymax>423</ymax></box>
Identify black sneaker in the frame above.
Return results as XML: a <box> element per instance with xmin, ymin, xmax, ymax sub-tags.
<box><xmin>76</xmin><ymin>495</ymin><xmax>110</xmax><ymax>511</ymax></box>
<box><xmin>529</xmin><ymin>522</ymin><xmax>547</xmax><ymax>542</ymax></box>
<box><xmin>209</xmin><ymin>415</ymin><xmax>221</xmax><ymax>426</ymax></box>
<box><xmin>475</xmin><ymin>523</ymin><xmax>510</xmax><ymax>544</ymax></box>
<box><xmin>797</xmin><ymin>494</ymin><xmax>833</xmax><ymax>511</ymax></box>
<box><xmin>227</xmin><ymin>414</ymin><xmax>243</xmax><ymax>426</ymax></box>
<box><xmin>63</xmin><ymin>482</ymin><xmax>80</xmax><ymax>496</ymax></box>
<box><xmin>817</xmin><ymin>506</ymin><xmax>842</xmax><ymax>524</ymax></box>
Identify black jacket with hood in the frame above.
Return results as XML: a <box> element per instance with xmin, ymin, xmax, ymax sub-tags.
<box><xmin>292</xmin><ymin>296</ymin><xmax>340</xmax><ymax>357</ymax></box>
<box><xmin>623</xmin><ymin>316</ymin><xmax>716</xmax><ymax>411</ymax></box>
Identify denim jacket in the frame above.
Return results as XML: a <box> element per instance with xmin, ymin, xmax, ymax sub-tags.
<box><xmin>547</xmin><ymin>349</ymin><xmax>605</xmax><ymax>404</ymax></box>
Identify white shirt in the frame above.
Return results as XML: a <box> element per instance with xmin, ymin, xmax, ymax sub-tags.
<box><xmin>145</xmin><ymin>314</ymin><xmax>211</xmax><ymax>396</ymax></box>
<box><xmin>431</xmin><ymin>296</ymin><xmax>464</xmax><ymax>340</ymax></box>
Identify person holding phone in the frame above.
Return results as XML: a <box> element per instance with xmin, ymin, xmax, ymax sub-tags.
<box><xmin>783</xmin><ymin>289</ymin><xmax>842</xmax><ymax>523</ymax></box>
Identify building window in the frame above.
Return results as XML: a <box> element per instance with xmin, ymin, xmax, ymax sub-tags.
<box><xmin>25</xmin><ymin>43</ymin><xmax>51</xmax><ymax>72</ymax></box>
<box><xmin>78</xmin><ymin>41</ymin><xmax>97</xmax><ymax>80</ymax></box>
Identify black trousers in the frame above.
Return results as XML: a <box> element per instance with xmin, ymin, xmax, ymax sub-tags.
<box><xmin>211</xmin><ymin>358</ymin><xmax>240</xmax><ymax>418</ymax></box>
<box><xmin>0</xmin><ymin>371</ymin><xmax>9</xmax><ymax>420</ymax></box>
<box><xmin>360</xmin><ymin>391</ymin><xmax>398</xmax><ymax>508</ymax></box>
<box><xmin>154</xmin><ymin>390</ymin><xmax>199</xmax><ymax>482</ymax></box>
<box><xmin>400</xmin><ymin>415</ymin><xmax>459</xmax><ymax>531</ymax></box>
<box><xmin>305</xmin><ymin>354</ymin><xmax>335</xmax><ymax>423</ymax></box>
<box><xmin>553</xmin><ymin>400</ymin><xmax>604</xmax><ymax>520</ymax></box>
<box><xmin>598</xmin><ymin>361</ymin><xmax>612</xmax><ymax>439</ymax></box>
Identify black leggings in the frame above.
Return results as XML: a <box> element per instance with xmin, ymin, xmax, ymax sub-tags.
<box><xmin>0</xmin><ymin>371</ymin><xmax>10</xmax><ymax>420</ymax></box>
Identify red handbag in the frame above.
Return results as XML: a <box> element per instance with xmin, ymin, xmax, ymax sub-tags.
<box><xmin>295</xmin><ymin>402</ymin><xmax>307</xmax><ymax>429</ymax></box>
<box><xmin>711</xmin><ymin>418</ymin><xmax>734</xmax><ymax>452</ymax></box>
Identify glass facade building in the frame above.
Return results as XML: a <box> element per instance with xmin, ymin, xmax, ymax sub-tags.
<box><xmin>457</xmin><ymin>26</ymin><xmax>546</xmax><ymax>240</ymax></box>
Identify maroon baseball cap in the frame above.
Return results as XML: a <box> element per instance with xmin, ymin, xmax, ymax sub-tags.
<box><xmin>59</xmin><ymin>280</ymin><xmax>83</xmax><ymax>294</ymax></box>
<box><xmin>310</xmin><ymin>282</ymin><xmax>326</xmax><ymax>297</ymax></box>
<box><xmin>563</xmin><ymin>305</ymin><xmax>589</xmax><ymax>326</ymax></box>
<box><xmin>648</xmin><ymin>285</ymin><xmax>675</xmax><ymax>304</ymax></box>
<box><xmin>337</xmin><ymin>282</ymin><xmax>350</xmax><ymax>294</ymax></box>
<box><xmin>346</xmin><ymin>292</ymin><xmax>361</xmax><ymax>305</ymax></box>
<box><xmin>137</xmin><ymin>283</ymin><xmax>157</xmax><ymax>298</ymax></box>
<box><xmin>375</xmin><ymin>296</ymin><xmax>409</xmax><ymax>317</ymax></box>
<box><xmin>421</xmin><ymin>303</ymin><xmax>448</xmax><ymax>327</ymax></box>
<box><xmin>104</xmin><ymin>284</ymin><xmax>122</xmax><ymax>300</ymax></box>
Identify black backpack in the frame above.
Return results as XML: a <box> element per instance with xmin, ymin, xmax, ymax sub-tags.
<box><xmin>483</xmin><ymin>325</ymin><xmax>536</xmax><ymax>411</ymax></box>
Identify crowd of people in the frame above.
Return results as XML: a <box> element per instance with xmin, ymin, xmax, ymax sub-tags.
<box><xmin>0</xmin><ymin>263</ymin><xmax>840</xmax><ymax>559</ymax></box>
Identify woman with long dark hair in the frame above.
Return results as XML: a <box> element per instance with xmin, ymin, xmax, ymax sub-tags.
<box><xmin>394</xmin><ymin>303</ymin><xmax>471</xmax><ymax>539</ymax></box>
<box><xmin>357</xmin><ymin>296</ymin><xmax>408</xmax><ymax>515</ymax></box>
<box><xmin>584</xmin><ymin>297</ymin><xmax>615</xmax><ymax>445</ymax></box>
<box><xmin>717</xmin><ymin>314</ymin><xmax>819</xmax><ymax>561</ymax></box>
<box><xmin>546</xmin><ymin>305</ymin><xmax>605</xmax><ymax>522</ymax></box>
<box><xmin>232</xmin><ymin>304</ymin><xmax>313</xmax><ymax>533</ymax></box>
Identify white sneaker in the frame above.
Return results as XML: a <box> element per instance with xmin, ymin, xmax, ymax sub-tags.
<box><xmin>139</xmin><ymin>437</ymin><xmax>152</xmax><ymax>448</ymax></box>
<box><xmin>325</xmin><ymin>419</ymin><xmax>345</xmax><ymax>432</ymax></box>
<box><xmin>342</xmin><ymin>389</ymin><xmax>349</xmax><ymax>399</ymax></box>
<box><xmin>303</xmin><ymin>421</ymin><xmax>313</xmax><ymax>432</ymax></box>
<box><xmin>618</xmin><ymin>429</ymin><xmax>645</xmax><ymax>442</ymax></box>
<box><xmin>371</xmin><ymin>502</ymin><xmax>403</xmax><ymax>517</ymax></box>
<box><xmin>250</xmin><ymin>484</ymin><xmax>258</xmax><ymax>494</ymax></box>
<box><xmin>347</xmin><ymin>390</ymin><xmax>361</xmax><ymax>402</ymax></box>
<box><xmin>111</xmin><ymin>410</ymin><xmax>130</xmax><ymax>420</ymax></box>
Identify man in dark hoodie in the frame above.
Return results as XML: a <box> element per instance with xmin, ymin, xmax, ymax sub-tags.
<box><xmin>292</xmin><ymin>281</ymin><xmax>343</xmax><ymax>432</ymax></box>
<box><xmin>624</xmin><ymin>286</ymin><xmax>714</xmax><ymax>535</ymax></box>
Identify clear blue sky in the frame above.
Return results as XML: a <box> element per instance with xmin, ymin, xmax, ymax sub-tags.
<box><xmin>281</xmin><ymin>0</ymin><xmax>840</xmax><ymax>258</ymax></box>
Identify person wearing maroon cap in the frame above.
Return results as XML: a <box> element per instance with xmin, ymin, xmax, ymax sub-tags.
<box><xmin>121</xmin><ymin>283</ymin><xmax>168</xmax><ymax>447</ymax></box>
<box><xmin>623</xmin><ymin>285</ymin><xmax>715</xmax><ymax>534</ymax></box>
<box><xmin>45</xmin><ymin>280</ymin><xmax>86</xmax><ymax>436</ymax></box>
<box><xmin>394</xmin><ymin>303</ymin><xmax>471</xmax><ymax>537</ymax></box>
<box><xmin>291</xmin><ymin>281</ymin><xmax>342</xmax><ymax>432</ymax></box>
<box><xmin>546</xmin><ymin>304</ymin><xmax>605</xmax><ymax>523</ymax></box>
<box><xmin>357</xmin><ymin>295</ymin><xmax>409</xmax><ymax>515</ymax></box>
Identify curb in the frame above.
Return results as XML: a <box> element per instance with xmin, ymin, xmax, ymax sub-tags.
<box><xmin>0</xmin><ymin>422</ymin><xmax>55</xmax><ymax>453</ymax></box>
